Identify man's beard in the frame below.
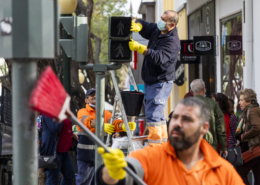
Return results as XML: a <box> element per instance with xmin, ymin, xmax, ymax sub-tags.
<box><xmin>169</xmin><ymin>126</ymin><xmax>201</xmax><ymax>151</ymax></box>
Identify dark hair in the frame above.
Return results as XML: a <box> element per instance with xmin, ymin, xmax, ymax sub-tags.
<box><xmin>228</xmin><ymin>98</ymin><xmax>234</xmax><ymax>109</ymax></box>
<box><xmin>211</xmin><ymin>93</ymin><xmax>216</xmax><ymax>99</ymax></box>
<box><xmin>119</xmin><ymin>132</ymin><xmax>127</xmax><ymax>137</ymax></box>
<box><xmin>178</xmin><ymin>97</ymin><xmax>210</xmax><ymax>125</ymax></box>
<box><xmin>215</xmin><ymin>93</ymin><xmax>231</xmax><ymax>116</ymax></box>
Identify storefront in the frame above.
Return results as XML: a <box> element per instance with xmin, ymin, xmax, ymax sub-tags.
<box><xmin>187</xmin><ymin>0</ymin><xmax>216</xmax><ymax>97</ymax></box>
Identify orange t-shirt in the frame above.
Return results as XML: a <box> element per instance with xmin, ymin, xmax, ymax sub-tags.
<box><xmin>176</xmin><ymin>158</ymin><xmax>210</xmax><ymax>185</ymax></box>
<box><xmin>128</xmin><ymin>139</ymin><xmax>245</xmax><ymax>185</ymax></box>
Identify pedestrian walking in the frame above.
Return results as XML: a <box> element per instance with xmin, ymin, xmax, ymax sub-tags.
<box><xmin>40</xmin><ymin>116</ymin><xmax>77</xmax><ymax>185</ymax></box>
<box><xmin>215</xmin><ymin>93</ymin><xmax>231</xmax><ymax>149</ymax></box>
<box><xmin>191</xmin><ymin>79</ymin><xmax>227</xmax><ymax>156</ymax></box>
<box><xmin>128</xmin><ymin>10</ymin><xmax>181</xmax><ymax>146</ymax></box>
<box><xmin>96</xmin><ymin>97</ymin><xmax>244</xmax><ymax>185</ymax></box>
<box><xmin>235</xmin><ymin>89</ymin><xmax>260</xmax><ymax>185</ymax></box>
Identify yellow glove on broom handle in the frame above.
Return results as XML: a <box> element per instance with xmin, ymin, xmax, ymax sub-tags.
<box><xmin>69</xmin><ymin>115</ymin><xmax>146</xmax><ymax>185</ymax></box>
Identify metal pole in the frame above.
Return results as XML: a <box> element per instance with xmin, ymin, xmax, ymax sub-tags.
<box><xmin>95</xmin><ymin>71</ymin><xmax>105</xmax><ymax>173</ymax></box>
<box><xmin>62</xmin><ymin>26</ymin><xmax>71</xmax><ymax>94</ymax></box>
<box><xmin>106</xmin><ymin>98</ymin><xmax>117</xmax><ymax>146</ymax></box>
<box><xmin>12</xmin><ymin>60</ymin><xmax>37</xmax><ymax>185</ymax></box>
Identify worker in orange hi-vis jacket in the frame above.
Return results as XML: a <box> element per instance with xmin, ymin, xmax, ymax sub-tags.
<box><xmin>76</xmin><ymin>88</ymin><xmax>136</xmax><ymax>185</ymax></box>
<box><xmin>96</xmin><ymin>97</ymin><xmax>245</xmax><ymax>185</ymax></box>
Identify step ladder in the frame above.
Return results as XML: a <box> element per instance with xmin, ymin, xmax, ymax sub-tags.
<box><xmin>106</xmin><ymin>63</ymin><xmax>147</xmax><ymax>153</ymax></box>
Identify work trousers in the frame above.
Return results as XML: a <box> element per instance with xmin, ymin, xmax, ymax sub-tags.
<box><xmin>236</xmin><ymin>156</ymin><xmax>260</xmax><ymax>185</ymax></box>
<box><xmin>145</xmin><ymin>81</ymin><xmax>173</xmax><ymax>146</ymax></box>
<box><xmin>76</xmin><ymin>160</ymin><xmax>95</xmax><ymax>185</ymax></box>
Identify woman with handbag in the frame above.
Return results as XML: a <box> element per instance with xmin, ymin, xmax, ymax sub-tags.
<box><xmin>236</xmin><ymin>89</ymin><xmax>260</xmax><ymax>185</ymax></box>
<box><xmin>40</xmin><ymin>115</ymin><xmax>77</xmax><ymax>185</ymax></box>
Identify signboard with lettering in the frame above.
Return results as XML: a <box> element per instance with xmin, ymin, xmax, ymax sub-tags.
<box><xmin>193</xmin><ymin>36</ymin><xmax>214</xmax><ymax>56</ymax></box>
<box><xmin>180</xmin><ymin>40</ymin><xmax>200</xmax><ymax>64</ymax></box>
<box><xmin>226</xmin><ymin>35</ymin><xmax>242</xmax><ymax>55</ymax></box>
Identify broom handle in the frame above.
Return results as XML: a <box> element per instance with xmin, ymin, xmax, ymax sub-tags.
<box><xmin>68</xmin><ymin>113</ymin><xmax>146</xmax><ymax>185</ymax></box>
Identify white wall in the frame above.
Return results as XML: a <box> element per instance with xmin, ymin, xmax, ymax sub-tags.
<box><xmin>156</xmin><ymin>0</ymin><xmax>164</xmax><ymax>22</ymax></box>
<box><xmin>253</xmin><ymin>0</ymin><xmax>260</xmax><ymax>99</ymax></box>
<box><xmin>174</xmin><ymin>0</ymin><xmax>186</xmax><ymax>12</ymax></box>
<box><xmin>215</xmin><ymin>0</ymin><xmax>243</xmax><ymax>93</ymax></box>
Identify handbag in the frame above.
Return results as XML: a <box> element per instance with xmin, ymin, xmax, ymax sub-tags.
<box><xmin>38</xmin><ymin>117</ymin><xmax>59</xmax><ymax>169</ymax></box>
<box><xmin>242</xmin><ymin>145</ymin><xmax>260</xmax><ymax>163</ymax></box>
<box><xmin>223</xmin><ymin>123</ymin><xmax>243</xmax><ymax>166</ymax></box>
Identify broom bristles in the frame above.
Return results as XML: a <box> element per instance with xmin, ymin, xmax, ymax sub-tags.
<box><xmin>29</xmin><ymin>66</ymin><xmax>69</xmax><ymax>120</ymax></box>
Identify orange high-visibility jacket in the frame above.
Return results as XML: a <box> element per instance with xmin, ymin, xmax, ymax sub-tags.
<box><xmin>127</xmin><ymin>139</ymin><xmax>245</xmax><ymax>185</ymax></box>
<box><xmin>77</xmin><ymin>104</ymin><xmax>123</xmax><ymax>133</ymax></box>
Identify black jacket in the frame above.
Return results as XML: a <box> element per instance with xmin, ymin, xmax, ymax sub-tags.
<box><xmin>137</xmin><ymin>20</ymin><xmax>181</xmax><ymax>85</ymax></box>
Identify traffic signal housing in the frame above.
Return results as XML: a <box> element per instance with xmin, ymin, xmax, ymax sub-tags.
<box><xmin>108</xmin><ymin>17</ymin><xmax>132</xmax><ymax>63</ymax></box>
<box><xmin>60</xmin><ymin>15</ymin><xmax>88</xmax><ymax>62</ymax></box>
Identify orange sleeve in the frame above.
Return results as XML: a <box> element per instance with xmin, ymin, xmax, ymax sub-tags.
<box><xmin>113</xmin><ymin>119</ymin><xmax>124</xmax><ymax>132</ymax></box>
<box><xmin>77</xmin><ymin>109</ymin><xmax>95</xmax><ymax>133</ymax></box>
<box><xmin>129</xmin><ymin>147</ymin><xmax>151</xmax><ymax>182</ymax></box>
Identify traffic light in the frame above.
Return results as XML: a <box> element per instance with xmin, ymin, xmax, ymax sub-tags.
<box><xmin>108</xmin><ymin>17</ymin><xmax>132</xmax><ymax>63</ymax></box>
<box><xmin>60</xmin><ymin>15</ymin><xmax>88</xmax><ymax>62</ymax></box>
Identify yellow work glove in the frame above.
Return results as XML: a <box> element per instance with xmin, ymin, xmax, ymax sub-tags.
<box><xmin>130</xmin><ymin>21</ymin><xmax>143</xmax><ymax>32</ymax></box>
<box><xmin>129</xmin><ymin>39</ymin><xmax>146</xmax><ymax>54</ymax></box>
<box><xmin>122</xmin><ymin>122</ymin><xmax>136</xmax><ymax>132</ymax></box>
<box><xmin>98</xmin><ymin>147</ymin><xmax>127</xmax><ymax>180</ymax></box>
<box><xmin>104</xmin><ymin>123</ymin><xmax>115</xmax><ymax>135</ymax></box>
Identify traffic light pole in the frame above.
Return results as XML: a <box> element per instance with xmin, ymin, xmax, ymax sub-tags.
<box><xmin>95</xmin><ymin>71</ymin><xmax>105</xmax><ymax>169</ymax></box>
<box><xmin>12</xmin><ymin>60</ymin><xmax>37</xmax><ymax>185</ymax></box>
<box><xmin>61</xmin><ymin>15</ymin><xmax>71</xmax><ymax>94</ymax></box>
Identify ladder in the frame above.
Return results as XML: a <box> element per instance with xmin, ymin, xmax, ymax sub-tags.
<box><xmin>106</xmin><ymin>63</ymin><xmax>146</xmax><ymax>153</ymax></box>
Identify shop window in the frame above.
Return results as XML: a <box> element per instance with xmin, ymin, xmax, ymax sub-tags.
<box><xmin>221</xmin><ymin>13</ymin><xmax>243</xmax><ymax>112</ymax></box>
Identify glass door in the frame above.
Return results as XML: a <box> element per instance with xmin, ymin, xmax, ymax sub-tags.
<box><xmin>220</xmin><ymin>12</ymin><xmax>243</xmax><ymax>111</ymax></box>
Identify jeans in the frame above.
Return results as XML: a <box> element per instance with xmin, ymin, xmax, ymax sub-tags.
<box><xmin>76</xmin><ymin>160</ymin><xmax>95</xmax><ymax>185</ymax></box>
<box><xmin>145</xmin><ymin>81</ymin><xmax>173</xmax><ymax>145</ymax></box>
<box><xmin>145</xmin><ymin>81</ymin><xmax>173</xmax><ymax>122</ymax></box>
<box><xmin>46</xmin><ymin>152</ymin><xmax>75</xmax><ymax>185</ymax></box>
<box><xmin>236</xmin><ymin>156</ymin><xmax>260</xmax><ymax>185</ymax></box>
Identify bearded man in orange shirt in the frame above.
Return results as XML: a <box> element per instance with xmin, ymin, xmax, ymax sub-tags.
<box><xmin>96</xmin><ymin>97</ymin><xmax>244</xmax><ymax>185</ymax></box>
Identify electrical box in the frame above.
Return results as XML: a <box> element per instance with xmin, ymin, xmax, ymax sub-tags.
<box><xmin>60</xmin><ymin>15</ymin><xmax>88</xmax><ymax>62</ymax></box>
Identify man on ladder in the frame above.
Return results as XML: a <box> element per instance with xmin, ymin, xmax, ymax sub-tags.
<box><xmin>129</xmin><ymin>10</ymin><xmax>181</xmax><ymax>146</ymax></box>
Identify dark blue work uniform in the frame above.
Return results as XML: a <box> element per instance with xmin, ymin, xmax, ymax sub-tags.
<box><xmin>136</xmin><ymin>20</ymin><xmax>181</xmax><ymax>145</ymax></box>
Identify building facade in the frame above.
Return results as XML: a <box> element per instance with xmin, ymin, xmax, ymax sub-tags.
<box><xmin>173</xmin><ymin>0</ymin><xmax>260</xmax><ymax>111</ymax></box>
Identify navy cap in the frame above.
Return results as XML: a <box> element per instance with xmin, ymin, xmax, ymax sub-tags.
<box><xmin>85</xmin><ymin>88</ymin><xmax>96</xmax><ymax>97</ymax></box>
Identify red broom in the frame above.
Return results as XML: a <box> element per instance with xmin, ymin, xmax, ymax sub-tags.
<box><xmin>28</xmin><ymin>66</ymin><xmax>146</xmax><ymax>185</ymax></box>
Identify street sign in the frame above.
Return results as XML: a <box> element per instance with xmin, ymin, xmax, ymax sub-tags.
<box><xmin>174</xmin><ymin>60</ymin><xmax>185</xmax><ymax>86</ymax></box>
<box><xmin>193</xmin><ymin>36</ymin><xmax>214</xmax><ymax>56</ymax></box>
<box><xmin>60</xmin><ymin>15</ymin><xmax>88</xmax><ymax>62</ymax></box>
<box><xmin>180</xmin><ymin>40</ymin><xmax>200</xmax><ymax>64</ymax></box>
<box><xmin>108</xmin><ymin>16</ymin><xmax>132</xmax><ymax>63</ymax></box>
